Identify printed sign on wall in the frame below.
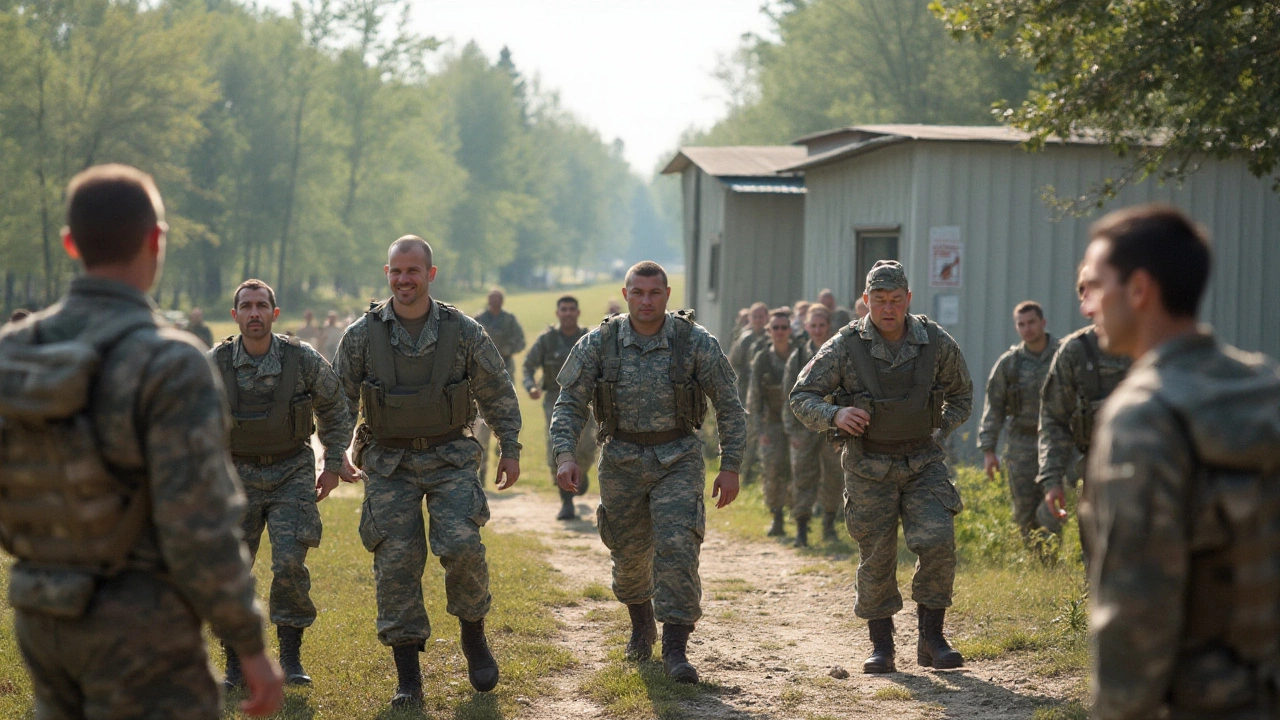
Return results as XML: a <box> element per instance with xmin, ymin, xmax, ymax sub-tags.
<box><xmin>929</xmin><ymin>226</ymin><xmax>963</xmax><ymax>288</ymax></box>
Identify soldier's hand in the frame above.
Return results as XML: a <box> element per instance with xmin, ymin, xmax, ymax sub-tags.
<box><xmin>342</xmin><ymin>453</ymin><xmax>366</xmax><ymax>482</ymax></box>
<box><xmin>495</xmin><ymin>457</ymin><xmax>520</xmax><ymax>490</ymax></box>
<box><xmin>239</xmin><ymin>651</ymin><xmax>284</xmax><ymax>717</ymax></box>
<box><xmin>982</xmin><ymin>451</ymin><xmax>1001</xmax><ymax>480</ymax></box>
<box><xmin>712</xmin><ymin>471</ymin><xmax>740</xmax><ymax>508</ymax></box>
<box><xmin>529</xmin><ymin>387</ymin><xmax>542</xmax><ymax>400</ymax></box>
<box><xmin>316</xmin><ymin>470</ymin><xmax>340</xmax><ymax>501</ymax></box>
<box><xmin>834</xmin><ymin>407</ymin><xmax>871</xmax><ymax>436</ymax></box>
<box><xmin>1045</xmin><ymin>487</ymin><xmax>1068</xmax><ymax>520</ymax></box>
<box><xmin>556</xmin><ymin>460</ymin><xmax>581</xmax><ymax>494</ymax></box>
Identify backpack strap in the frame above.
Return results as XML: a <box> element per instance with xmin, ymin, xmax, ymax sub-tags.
<box><xmin>844</xmin><ymin>324</ymin><xmax>885</xmax><ymax>398</ymax></box>
<box><xmin>599</xmin><ymin>316</ymin><xmax>621</xmax><ymax>382</ymax></box>
<box><xmin>1078</xmin><ymin>330</ymin><xmax>1103</xmax><ymax>401</ymax></box>
<box><xmin>365</xmin><ymin>300</ymin><xmax>397</xmax><ymax>387</ymax></box>
<box><xmin>913</xmin><ymin>319</ymin><xmax>939</xmax><ymax>388</ymax></box>
<box><xmin>429</xmin><ymin>307</ymin><xmax>460</xmax><ymax>386</ymax></box>
<box><xmin>669</xmin><ymin>312</ymin><xmax>694</xmax><ymax>385</ymax></box>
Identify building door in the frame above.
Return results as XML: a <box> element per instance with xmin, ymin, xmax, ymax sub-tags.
<box><xmin>855</xmin><ymin>228</ymin><xmax>899</xmax><ymax>295</ymax></box>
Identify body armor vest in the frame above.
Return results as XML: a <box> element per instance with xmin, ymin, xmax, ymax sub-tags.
<box><xmin>360</xmin><ymin>301</ymin><xmax>473</xmax><ymax>440</ymax></box>
<box><xmin>1069</xmin><ymin>331</ymin><xmax>1125</xmax><ymax>450</ymax></box>
<box><xmin>593</xmin><ymin>311</ymin><xmax>706</xmax><ymax>440</ymax></box>
<box><xmin>215</xmin><ymin>338</ymin><xmax>313</xmax><ymax>459</ymax></box>
<box><xmin>756</xmin><ymin>348</ymin><xmax>787</xmax><ymax>420</ymax></box>
<box><xmin>835</xmin><ymin>318</ymin><xmax>942</xmax><ymax>445</ymax></box>
<box><xmin>541</xmin><ymin>328</ymin><xmax>585</xmax><ymax>391</ymax></box>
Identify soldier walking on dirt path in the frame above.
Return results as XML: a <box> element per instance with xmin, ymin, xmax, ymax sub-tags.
<box><xmin>473</xmin><ymin>287</ymin><xmax>525</xmax><ymax>483</ymax></box>
<box><xmin>334</xmin><ymin>236</ymin><xmax>523</xmax><ymax>707</ymax></box>
<box><xmin>551</xmin><ymin>261</ymin><xmax>747</xmax><ymax>685</ymax></box>
<box><xmin>730</xmin><ymin>302</ymin><xmax>769</xmax><ymax>486</ymax></box>
<box><xmin>783</xmin><ymin>304</ymin><xmax>843</xmax><ymax>547</ymax></box>
<box><xmin>750</xmin><ymin>308</ymin><xmax>796</xmax><ymax>540</ymax></box>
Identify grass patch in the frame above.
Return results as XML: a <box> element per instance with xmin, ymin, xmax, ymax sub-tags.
<box><xmin>871</xmin><ymin>686</ymin><xmax>914</xmax><ymax>701</ymax></box>
<box><xmin>584</xmin><ymin>658</ymin><xmax>715</xmax><ymax>719</ymax></box>
<box><xmin>582</xmin><ymin>582</ymin><xmax>613</xmax><ymax>601</ymax></box>
<box><xmin>1034</xmin><ymin>700</ymin><xmax>1090</xmax><ymax>720</ymax></box>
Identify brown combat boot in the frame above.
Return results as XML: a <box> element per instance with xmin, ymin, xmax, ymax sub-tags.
<box><xmin>863</xmin><ymin>617</ymin><xmax>896</xmax><ymax>673</ymax></box>
<box><xmin>917</xmin><ymin>606</ymin><xmax>963</xmax><ymax>669</ymax></box>
<box><xmin>624</xmin><ymin>601</ymin><xmax>658</xmax><ymax>661</ymax></box>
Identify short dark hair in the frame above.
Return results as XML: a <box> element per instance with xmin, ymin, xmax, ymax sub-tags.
<box><xmin>65</xmin><ymin>164</ymin><xmax>163</xmax><ymax>267</ymax></box>
<box><xmin>556</xmin><ymin>295</ymin><xmax>579</xmax><ymax>308</ymax></box>
<box><xmin>234</xmin><ymin>279</ymin><xmax>277</xmax><ymax>308</ymax></box>
<box><xmin>1090</xmin><ymin>204</ymin><xmax>1212</xmax><ymax>318</ymax></box>
<box><xmin>625</xmin><ymin>261</ymin><xmax>668</xmax><ymax>287</ymax></box>
<box><xmin>388</xmin><ymin>235</ymin><xmax>433</xmax><ymax>267</ymax></box>
<box><xmin>1014</xmin><ymin>301</ymin><xmax>1044</xmax><ymax>319</ymax></box>
<box><xmin>769</xmin><ymin>308</ymin><xmax>791</xmax><ymax>322</ymax></box>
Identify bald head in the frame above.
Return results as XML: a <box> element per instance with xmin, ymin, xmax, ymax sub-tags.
<box><xmin>388</xmin><ymin>235</ymin><xmax>432</xmax><ymax>267</ymax></box>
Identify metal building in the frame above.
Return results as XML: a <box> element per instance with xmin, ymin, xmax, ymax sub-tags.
<box><xmin>661</xmin><ymin>146</ymin><xmax>807</xmax><ymax>343</ymax></box>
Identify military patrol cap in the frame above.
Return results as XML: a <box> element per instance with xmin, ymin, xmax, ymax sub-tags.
<box><xmin>865</xmin><ymin>260</ymin><xmax>909</xmax><ymax>292</ymax></box>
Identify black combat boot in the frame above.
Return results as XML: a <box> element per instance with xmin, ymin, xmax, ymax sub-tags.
<box><xmin>390</xmin><ymin>643</ymin><xmax>424</xmax><ymax>708</ymax></box>
<box><xmin>222</xmin><ymin>644</ymin><xmax>244</xmax><ymax>691</ymax></box>
<box><xmin>556</xmin><ymin>490</ymin><xmax>576</xmax><ymax>520</ymax></box>
<box><xmin>576</xmin><ymin>468</ymin><xmax>591</xmax><ymax>496</ymax></box>
<box><xmin>863</xmin><ymin>617</ymin><xmax>896</xmax><ymax>673</ymax></box>
<box><xmin>277</xmin><ymin>625</ymin><xmax>312</xmax><ymax>686</ymax></box>
<box><xmin>917</xmin><ymin>606</ymin><xmax>964</xmax><ymax>669</ymax></box>
<box><xmin>661</xmin><ymin>623</ymin><xmax>699</xmax><ymax>684</ymax></box>
<box><xmin>767</xmin><ymin>508</ymin><xmax>785</xmax><ymax>537</ymax></box>
<box><xmin>624</xmin><ymin>601</ymin><xmax>658</xmax><ymax>661</ymax></box>
<box><xmin>794</xmin><ymin>516</ymin><xmax>810</xmax><ymax>548</ymax></box>
<box><xmin>460</xmin><ymin>618</ymin><xmax>500</xmax><ymax>692</ymax></box>
<box><xmin>822</xmin><ymin>512</ymin><xmax>839</xmax><ymax>543</ymax></box>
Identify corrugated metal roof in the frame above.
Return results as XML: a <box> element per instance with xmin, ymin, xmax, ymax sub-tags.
<box><xmin>661</xmin><ymin>146</ymin><xmax>808</xmax><ymax>177</ymax></box>
<box><xmin>723</xmin><ymin>177</ymin><xmax>806</xmax><ymax>194</ymax></box>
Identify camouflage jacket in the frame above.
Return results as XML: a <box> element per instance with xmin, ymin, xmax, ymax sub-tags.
<box><xmin>474</xmin><ymin>308</ymin><xmax>526</xmax><ymax>361</ymax></box>
<box><xmin>523</xmin><ymin>325</ymin><xmax>588</xmax><ymax>393</ymax></box>
<box><xmin>748</xmin><ymin>343</ymin><xmax>794</xmax><ymax>425</ymax></box>
<box><xmin>1036</xmin><ymin>325</ymin><xmax>1131</xmax><ymax>492</ymax></box>
<box><xmin>782</xmin><ymin>337</ymin><xmax>824</xmax><ymax>436</ymax></box>
<box><xmin>0</xmin><ymin>277</ymin><xmax>266</xmax><ymax>655</ymax></box>
<box><xmin>550</xmin><ymin>312</ymin><xmax>747</xmax><ymax>471</ymax></box>
<box><xmin>209</xmin><ymin>333</ymin><xmax>354</xmax><ymax>472</ymax></box>
<box><xmin>729</xmin><ymin>329</ymin><xmax>768</xmax><ymax>401</ymax></box>
<box><xmin>977</xmin><ymin>336</ymin><xmax>1060</xmax><ymax>450</ymax></box>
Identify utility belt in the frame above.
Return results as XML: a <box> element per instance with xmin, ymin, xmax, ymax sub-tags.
<box><xmin>373</xmin><ymin>427</ymin><xmax>468</xmax><ymax>451</ymax></box>
<box><xmin>610</xmin><ymin>428</ymin><xmax>691</xmax><ymax>447</ymax></box>
<box><xmin>859</xmin><ymin>436</ymin><xmax>937</xmax><ymax>456</ymax></box>
<box><xmin>231</xmin><ymin>445</ymin><xmax>308</xmax><ymax>466</ymax></box>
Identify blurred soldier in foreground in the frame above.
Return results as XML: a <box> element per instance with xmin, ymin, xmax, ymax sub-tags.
<box><xmin>0</xmin><ymin>164</ymin><xmax>282</xmax><ymax>718</ymax></box>
<box><xmin>749</xmin><ymin>309</ymin><xmax>795</xmax><ymax>539</ymax></box>
<box><xmin>978</xmin><ymin>301</ymin><xmax>1062</xmax><ymax>544</ymax></box>
<box><xmin>211</xmin><ymin>278</ymin><xmax>357</xmax><ymax>689</ymax></box>
<box><xmin>1080</xmin><ymin>204</ymin><xmax>1280</xmax><ymax>720</ymax></box>
<box><xmin>817</xmin><ymin>288</ymin><xmax>853</xmax><ymax>328</ymax></box>
<box><xmin>187</xmin><ymin>306</ymin><xmax>214</xmax><ymax>348</ymax></box>
<box><xmin>783</xmin><ymin>304</ymin><xmax>842</xmax><ymax>546</ymax></box>
<box><xmin>523</xmin><ymin>295</ymin><xmax>597</xmax><ymax>520</ymax></box>
<box><xmin>730</xmin><ymin>302</ymin><xmax>769</xmax><ymax>484</ymax></box>
<box><xmin>334</xmin><ymin>236</ymin><xmax>522</xmax><ymax>706</ymax></box>
<box><xmin>552</xmin><ymin>261</ymin><xmax>746</xmax><ymax>684</ymax></box>
<box><xmin>791</xmin><ymin>260</ymin><xmax>972</xmax><ymax>675</ymax></box>
<box><xmin>473</xmin><ymin>287</ymin><xmax>525</xmax><ymax>481</ymax></box>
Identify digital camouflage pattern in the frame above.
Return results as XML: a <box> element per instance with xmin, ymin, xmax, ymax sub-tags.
<box><xmin>783</xmin><ymin>338</ymin><xmax>842</xmax><ymax>520</ymax></box>
<box><xmin>524</xmin><ymin>325</ymin><xmax>597</xmax><ymax>472</ymax></box>
<box><xmin>978</xmin><ymin>336</ymin><xmax>1061</xmax><ymax>537</ymax></box>
<box><xmin>729</xmin><ymin>329</ymin><xmax>768</xmax><ymax>481</ymax></box>
<box><xmin>474</xmin><ymin>308</ymin><xmax>526</xmax><ymax>373</ymax></box>
<box><xmin>551</xmin><ymin>312</ymin><xmax>746</xmax><ymax>624</ymax></box>
<box><xmin>1085</xmin><ymin>332</ymin><xmax>1280</xmax><ymax>720</ymax></box>
<box><xmin>748</xmin><ymin>344</ymin><xmax>792</xmax><ymax>511</ymax></box>
<box><xmin>211</xmin><ymin>333</ymin><xmax>353</xmax><ymax>628</ymax></box>
<box><xmin>334</xmin><ymin>298</ymin><xmax>521</xmax><ymax>647</ymax></box>
<box><xmin>790</xmin><ymin>314</ymin><xmax>972</xmax><ymax>620</ymax></box>
<box><xmin>1</xmin><ymin>277</ymin><xmax>265</xmax><ymax>719</ymax></box>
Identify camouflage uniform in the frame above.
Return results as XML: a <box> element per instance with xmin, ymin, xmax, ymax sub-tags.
<box><xmin>747</xmin><ymin>344</ymin><xmax>793</xmax><ymax>511</ymax></box>
<box><xmin>831</xmin><ymin>306</ymin><xmax>853</xmax><ymax>330</ymax></box>
<box><xmin>210</xmin><ymin>333</ymin><xmax>354</xmax><ymax>628</ymax></box>
<box><xmin>729</xmin><ymin>329</ymin><xmax>768</xmax><ymax>483</ymax></box>
<box><xmin>977</xmin><ymin>336</ymin><xmax>1061</xmax><ymax>539</ymax></box>
<box><xmin>473</xmin><ymin>308</ymin><xmax>525</xmax><ymax>478</ymax></box>
<box><xmin>0</xmin><ymin>277</ymin><xmax>265</xmax><ymax>720</ymax></box>
<box><xmin>188</xmin><ymin>319</ymin><xmax>214</xmax><ymax>349</ymax></box>
<box><xmin>1085</xmin><ymin>332</ymin><xmax>1280</xmax><ymax>720</ymax></box>
<box><xmin>335</xmin><ymin>298</ymin><xmax>521</xmax><ymax>647</ymax></box>
<box><xmin>783</xmin><ymin>338</ymin><xmax>843</xmax><ymax>521</ymax></box>
<box><xmin>550</xmin><ymin>312</ymin><xmax>746</xmax><ymax>624</ymax></box>
<box><xmin>790</xmin><ymin>313</ymin><xmax>972</xmax><ymax>620</ymax></box>
<box><xmin>523</xmin><ymin>325</ymin><xmax>597</xmax><ymax>474</ymax></box>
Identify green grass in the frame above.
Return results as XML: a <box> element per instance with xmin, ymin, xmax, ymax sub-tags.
<box><xmin>872</xmin><ymin>686</ymin><xmax>914</xmax><ymax>701</ymax></box>
<box><xmin>0</xmin><ymin>496</ymin><xmax>575</xmax><ymax>719</ymax></box>
<box><xmin>1034</xmin><ymin>701</ymin><xmax>1090</xmax><ymax>720</ymax></box>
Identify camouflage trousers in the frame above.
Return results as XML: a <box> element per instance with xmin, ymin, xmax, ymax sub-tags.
<box><xmin>740</xmin><ymin>417</ymin><xmax>761</xmax><ymax>484</ymax></box>
<box><xmin>789</xmin><ymin>431</ymin><xmax>843</xmax><ymax>520</ymax></box>
<box><xmin>542</xmin><ymin>392</ymin><xmax>598</xmax><ymax>474</ymax></box>
<box><xmin>358</xmin><ymin>439</ymin><xmax>492</xmax><ymax>647</ymax></box>
<box><xmin>1004</xmin><ymin>432</ymin><xmax>1062</xmax><ymax>540</ymax></box>
<box><xmin>596</xmin><ymin>435</ymin><xmax>706</xmax><ymax>625</ymax></box>
<box><xmin>16</xmin><ymin>570</ymin><xmax>221</xmax><ymax>720</ymax></box>
<box><xmin>757</xmin><ymin>419</ymin><xmax>792</xmax><ymax>510</ymax></box>
<box><xmin>235</xmin><ymin>450</ymin><xmax>323</xmax><ymax>628</ymax></box>
<box><xmin>843</xmin><ymin>456</ymin><xmax>962</xmax><ymax>620</ymax></box>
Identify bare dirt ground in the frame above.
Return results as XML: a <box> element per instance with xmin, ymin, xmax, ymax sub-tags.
<box><xmin>485</xmin><ymin>486</ymin><xmax>1080</xmax><ymax>720</ymax></box>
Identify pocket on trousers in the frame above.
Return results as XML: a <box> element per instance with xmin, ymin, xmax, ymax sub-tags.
<box><xmin>8</xmin><ymin>566</ymin><xmax>97</xmax><ymax>619</ymax></box>
<box><xmin>358</xmin><ymin>497</ymin><xmax>386</xmax><ymax>552</ymax></box>
<box><xmin>596</xmin><ymin>505</ymin><xmax>616</xmax><ymax>549</ymax></box>
<box><xmin>294</xmin><ymin>500</ymin><xmax>323</xmax><ymax>548</ymax></box>
<box><xmin>694</xmin><ymin>496</ymin><xmax>706</xmax><ymax>543</ymax></box>
<box><xmin>469</xmin><ymin>483</ymin><xmax>491</xmax><ymax>528</ymax></box>
<box><xmin>929</xmin><ymin>479</ymin><xmax>964</xmax><ymax>515</ymax></box>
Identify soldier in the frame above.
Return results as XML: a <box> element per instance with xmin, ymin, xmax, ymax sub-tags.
<box><xmin>730</xmin><ymin>302</ymin><xmax>769</xmax><ymax>484</ymax></box>
<box><xmin>319</xmin><ymin>310</ymin><xmax>342</xmax><ymax>361</ymax></box>
<box><xmin>791</xmin><ymin>260</ymin><xmax>972</xmax><ymax>675</ymax></box>
<box><xmin>854</xmin><ymin>298</ymin><xmax>869</xmax><ymax>320</ymax></box>
<box><xmin>187</xmin><ymin>306</ymin><xmax>214</xmax><ymax>348</ymax></box>
<box><xmin>334</xmin><ymin>236</ymin><xmax>522</xmax><ymax>706</ymax></box>
<box><xmin>783</xmin><ymin>304</ymin><xmax>843</xmax><ymax>547</ymax></box>
<box><xmin>551</xmin><ymin>261</ymin><xmax>746</xmax><ymax>684</ymax></box>
<box><xmin>523</xmin><ymin>295</ymin><xmax>598</xmax><ymax>520</ymax></box>
<box><xmin>791</xmin><ymin>300</ymin><xmax>811</xmax><ymax>334</ymax></box>
<box><xmin>295</xmin><ymin>309</ymin><xmax>322</xmax><ymax>347</ymax></box>
<box><xmin>749</xmin><ymin>309</ymin><xmax>796</xmax><ymax>539</ymax></box>
<box><xmin>473</xmin><ymin>287</ymin><xmax>526</xmax><ymax>481</ymax></box>
<box><xmin>1078</xmin><ymin>204</ymin><xmax>1280</xmax><ymax>720</ymax></box>
<box><xmin>817</xmin><ymin>288</ymin><xmax>853</xmax><ymax>328</ymax></box>
<box><xmin>210</xmin><ymin>279</ymin><xmax>357</xmax><ymax>689</ymax></box>
<box><xmin>977</xmin><ymin>301</ymin><xmax>1062</xmax><ymax>544</ymax></box>
<box><xmin>0</xmin><ymin>164</ymin><xmax>282</xmax><ymax>718</ymax></box>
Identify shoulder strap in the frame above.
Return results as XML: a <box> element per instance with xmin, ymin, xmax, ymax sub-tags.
<box><xmin>670</xmin><ymin>312</ymin><xmax>693</xmax><ymax>384</ymax></box>
<box><xmin>599</xmin><ymin>316</ymin><xmax>621</xmax><ymax>382</ymax></box>
<box><xmin>1005</xmin><ymin>346</ymin><xmax>1021</xmax><ymax>389</ymax></box>
<box><xmin>430</xmin><ymin>308</ymin><xmax>460</xmax><ymax>385</ymax></box>
<box><xmin>365</xmin><ymin>303</ymin><xmax>397</xmax><ymax>387</ymax></box>
<box><xmin>845</xmin><ymin>327</ymin><xmax>885</xmax><ymax>398</ymax></box>
<box><xmin>214</xmin><ymin>341</ymin><xmax>239</xmax><ymax>410</ymax></box>
<box><xmin>914</xmin><ymin>319</ymin><xmax>939</xmax><ymax>388</ymax></box>
<box><xmin>277</xmin><ymin>340</ymin><xmax>302</xmax><ymax>402</ymax></box>
<box><xmin>1078</xmin><ymin>330</ymin><xmax>1102</xmax><ymax>400</ymax></box>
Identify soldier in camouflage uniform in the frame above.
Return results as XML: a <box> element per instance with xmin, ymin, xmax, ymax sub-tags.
<box><xmin>783</xmin><ymin>304</ymin><xmax>843</xmax><ymax>547</ymax></box>
<box><xmin>523</xmin><ymin>294</ymin><xmax>598</xmax><ymax>520</ymax></box>
<box><xmin>210</xmin><ymin>278</ymin><xmax>357</xmax><ymax>689</ymax></box>
<box><xmin>334</xmin><ymin>236</ymin><xmax>522</xmax><ymax>706</ymax></box>
<box><xmin>187</xmin><ymin>306</ymin><xmax>214</xmax><ymax>349</ymax></box>
<box><xmin>791</xmin><ymin>260</ymin><xmax>972</xmax><ymax>675</ymax></box>
<box><xmin>0</xmin><ymin>165</ymin><xmax>282</xmax><ymax>719</ymax></box>
<box><xmin>1076</xmin><ymin>205</ymin><xmax>1280</xmax><ymax>720</ymax></box>
<box><xmin>818</xmin><ymin>288</ymin><xmax>853</xmax><ymax>329</ymax></box>
<box><xmin>749</xmin><ymin>309</ymin><xmax>795</xmax><ymax>539</ymax></box>
<box><xmin>473</xmin><ymin>288</ymin><xmax>525</xmax><ymax>481</ymax></box>
<box><xmin>730</xmin><ymin>302</ymin><xmax>769</xmax><ymax>485</ymax></box>
<box><xmin>552</xmin><ymin>261</ymin><xmax>746</xmax><ymax>684</ymax></box>
<box><xmin>977</xmin><ymin>301</ymin><xmax>1062</xmax><ymax>545</ymax></box>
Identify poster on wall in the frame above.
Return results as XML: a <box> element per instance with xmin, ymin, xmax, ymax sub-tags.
<box><xmin>929</xmin><ymin>226</ymin><xmax>963</xmax><ymax>288</ymax></box>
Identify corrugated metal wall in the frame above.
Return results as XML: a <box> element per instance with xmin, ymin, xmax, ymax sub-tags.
<box><xmin>717</xmin><ymin>191</ymin><xmax>806</xmax><ymax>343</ymax></box>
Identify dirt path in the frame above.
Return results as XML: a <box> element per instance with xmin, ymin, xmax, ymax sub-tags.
<box><xmin>486</xmin><ymin>486</ymin><xmax>1079</xmax><ymax>719</ymax></box>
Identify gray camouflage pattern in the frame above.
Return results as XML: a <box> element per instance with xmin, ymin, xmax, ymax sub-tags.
<box><xmin>749</xmin><ymin>345</ymin><xmax>793</xmax><ymax>510</ymax></box>
<box><xmin>525</xmin><ymin>325</ymin><xmax>597</xmax><ymax>471</ymax></box>
<box><xmin>474</xmin><ymin>308</ymin><xmax>526</xmax><ymax>371</ymax></box>
<box><xmin>783</xmin><ymin>338</ymin><xmax>843</xmax><ymax>518</ymax></box>
<box><xmin>730</xmin><ymin>329</ymin><xmax>768</xmax><ymax>480</ymax></box>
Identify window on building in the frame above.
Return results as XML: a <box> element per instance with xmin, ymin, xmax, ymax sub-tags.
<box><xmin>855</xmin><ymin>228</ymin><xmax>899</xmax><ymax>295</ymax></box>
<box><xmin>708</xmin><ymin>238</ymin><xmax>722</xmax><ymax>297</ymax></box>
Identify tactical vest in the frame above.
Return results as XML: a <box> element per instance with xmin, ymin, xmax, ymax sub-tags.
<box><xmin>541</xmin><ymin>327</ymin><xmax>585</xmax><ymax>392</ymax></box>
<box><xmin>359</xmin><ymin>301</ymin><xmax>474</xmax><ymax>441</ymax></box>
<box><xmin>1068</xmin><ymin>331</ymin><xmax>1124</xmax><ymax>450</ymax></box>
<box><xmin>1003</xmin><ymin>349</ymin><xmax>1024</xmax><ymax>418</ymax></box>
<box><xmin>0</xmin><ymin>315</ymin><xmax>155</xmax><ymax>583</ymax></box>
<box><xmin>593</xmin><ymin>311</ymin><xmax>706</xmax><ymax>440</ymax></box>
<box><xmin>215</xmin><ymin>337</ymin><xmax>313</xmax><ymax>461</ymax></box>
<box><xmin>756</xmin><ymin>348</ymin><xmax>787</xmax><ymax>419</ymax></box>
<box><xmin>835</xmin><ymin>318</ymin><xmax>943</xmax><ymax>450</ymax></box>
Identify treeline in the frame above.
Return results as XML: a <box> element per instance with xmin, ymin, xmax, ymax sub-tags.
<box><xmin>688</xmin><ymin>0</ymin><xmax>1036</xmax><ymax>145</ymax></box>
<box><xmin>0</xmin><ymin>0</ymin><xmax>676</xmax><ymax>312</ymax></box>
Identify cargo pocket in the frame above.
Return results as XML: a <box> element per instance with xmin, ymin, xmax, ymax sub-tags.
<box><xmin>694</xmin><ymin>496</ymin><xmax>706</xmax><ymax>543</ymax></box>
<box><xmin>929</xmin><ymin>479</ymin><xmax>964</xmax><ymax>516</ymax></box>
<box><xmin>596</xmin><ymin>505</ymin><xmax>616</xmax><ymax>549</ymax></box>
<box><xmin>294</xmin><ymin>500</ymin><xmax>323</xmax><ymax>548</ymax></box>
<box><xmin>358</xmin><ymin>497</ymin><xmax>385</xmax><ymax>552</ymax></box>
<box><xmin>8</xmin><ymin>566</ymin><xmax>97</xmax><ymax>619</ymax></box>
<box><xmin>469</xmin><ymin>483</ymin><xmax>491</xmax><ymax>527</ymax></box>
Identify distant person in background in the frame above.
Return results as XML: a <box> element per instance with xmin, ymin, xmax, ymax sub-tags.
<box><xmin>8</xmin><ymin>308</ymin><xmax>31</xmax><ymax>324</ymax></box>
<box><xmin>187</xmin><ymin>306</ymin><xmax>214</xmax><ymax>348</ymax></box>
<box><xmin>854</xmin><ymin>298</ymin><xmax>869</xmax><ymax>320</ymax></box>
<box><xmin>729</xmin><ymin>308</ymin><xmax>750</xmax><ymax>345</ymax></box>
<box><xmin>295</xmin><ymin>309</ymin><xmax>322</xmax><ymax>348</ymax></box>
<box><xmin>319</xmin><ymin>311</ymin><xmax>342</xmax><ymax>361</ymax></box>
<box><xmin>730</xmin><ymin>302</ymin><xmax>770</xmax><ymax>486</ymax></box>
<box><xmin>818</xmin><ymin>289</ymin><xmax>853</xmax><ymax>328</ymax></box>
<box><xmin>783</xmin><ymin>304</ymin><xmax>842</xmax><ymax>547</ymax></box>
<box><xmin>791</xmin><ymin>301</ymin><xmax>811</xmax><ymax>334</ymax></box>
<box><xmin>749</xmin><ymin>309</ymin><xmax>796</xmax><ymax>540</ymax></box>
<box><xmin>473</xmin><ymin>288</ymin><xmax>525</xmax><ymax>482</ymax></box>
<box><xmin>606</xmin><ymin>299</ymin><xmax>622</xmax><ymax>317</ymax></box>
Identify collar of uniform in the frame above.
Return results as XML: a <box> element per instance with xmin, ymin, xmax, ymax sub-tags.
<box><xmin>1019</xmin><ymin>334</ymin><xmax>1058</xmax><ymax>360</ymax></box>
<box><xmin>67</xmin><ymin>276</ymin><xmax>157</xmax><ymax>311</ymax></box>
<box><xmin>477</xmin><ymin>309</ymin><xmax>506</xmax><ymax>325</ymax></box>
<box><xmin>376</xmin><ymin>297</ymin><xmax>440</xmax><ymax>352</ymax></box>
<box><xmin>619</xmin><ymin>313</ymin><xmax>672</xmax><ymax>351</ymax></box>
<box><xmin>1133</xmin><ymin>328</ymin><xmax>1216</xmax><ymax>373</ymax></box>
<box><xmin>231</xmin><ymin>333</ymin><xmax>284</xmax><ymax>375</ymax></box>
